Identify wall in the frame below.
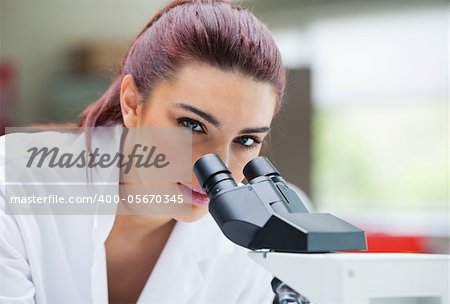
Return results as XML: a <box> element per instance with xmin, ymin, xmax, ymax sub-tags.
<box><xmin>0</xmin><ymin>0</ymin><xmax>166</xmax><ymax>124</ymax></box>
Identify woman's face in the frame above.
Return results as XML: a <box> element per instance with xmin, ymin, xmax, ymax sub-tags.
<box><xmin>120</xmin><ymin>62</ymin><xmax>277</xmax><ymax>222</ymax></box>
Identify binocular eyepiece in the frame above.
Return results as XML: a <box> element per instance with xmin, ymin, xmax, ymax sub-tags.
<box><xmin>193</xmin><ymin>153</ymin><xmax>281</xmax><ymax>195</ymax></box>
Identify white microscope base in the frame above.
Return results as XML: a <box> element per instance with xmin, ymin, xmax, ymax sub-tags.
<box><xmin>248</xmin><ymin>251</ymin><xmax>449</xmax><ymax>304</ymax></box>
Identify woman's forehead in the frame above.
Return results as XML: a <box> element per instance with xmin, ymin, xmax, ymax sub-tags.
<box><xmin>162</xmin><ymin>63</ymin><xmax>277</xmax><ymax>122</ymax></box>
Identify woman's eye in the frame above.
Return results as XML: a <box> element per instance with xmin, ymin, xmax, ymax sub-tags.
<box><xmin>177</xmin><ymin>118</ymin><xmax>205</xmax><ymax>133</ymax></box>
<box><xmin>235</xmin><ymin>136</ymin><xmax>261</xmax><ymax>149</ymax></box>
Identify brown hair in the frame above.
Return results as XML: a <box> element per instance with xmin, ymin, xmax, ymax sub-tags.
<box><xmin>78</xmin><ymin>0</ymin><xmax>286</xmax><ymax>128</ymax></box>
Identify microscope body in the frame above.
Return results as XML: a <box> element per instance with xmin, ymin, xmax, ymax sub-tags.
<box><xmin>194</xmin><ymin>154</ymin><xmax>367</xmax><ymax>253</ymax></box>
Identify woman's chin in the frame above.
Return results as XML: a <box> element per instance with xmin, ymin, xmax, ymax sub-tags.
<box><xmin>173</xmin><ymin>205</ymin><xmax>208</xmax><ymax>222</ymax></box>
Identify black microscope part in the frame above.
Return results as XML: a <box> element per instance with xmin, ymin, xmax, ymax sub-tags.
<box><xmin>243</xmin><ymin>156</ymin><xmax>280</xmax><ymax>181</ymax></box>
<box><xmin>193</xmin><ymin>153</ymin><xmax>367</xmax><ymax>253</ymax></box>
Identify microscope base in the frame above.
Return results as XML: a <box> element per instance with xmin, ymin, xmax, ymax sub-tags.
<box><xmin>248</xmin><ymin>251</ymin><xmax>449</xmax><ymax>304</ymax></box>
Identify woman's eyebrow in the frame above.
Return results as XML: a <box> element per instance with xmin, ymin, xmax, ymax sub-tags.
<box><xmin>174</xmin><ymin>102</ymin><xmax>270</xmax><ymax>134</ymax></box>
<box><xmin>174</xmin><ymin>103</ymin><xmax>221</xmax><ymax>128</ymax></box>
<box><xmin>239</xmin><ymin>127</ymin><xmax>271</xmax><ymax>134</ymax></box>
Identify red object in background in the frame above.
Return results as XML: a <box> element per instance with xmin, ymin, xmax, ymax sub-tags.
<box><xmin>364</xmin><ymin>233</ymin><xmax>427</xmax><ymax>253</ymax></box>
<box><xmin>0</xmin><ymin>61</ymin><xmax>18</xmax><ymax>135</ymax></box>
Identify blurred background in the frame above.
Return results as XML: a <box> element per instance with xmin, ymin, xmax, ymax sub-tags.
<box><xmin>0</xmin><ymin>0</ymin><xmax>448</xmax><ymax>253</ymax></box>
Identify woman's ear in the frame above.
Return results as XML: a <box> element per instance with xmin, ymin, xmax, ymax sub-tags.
<box><xmin>120</xmin><ymin>74</ymin><xmax>143</xmax><ymax>127</ymax></box>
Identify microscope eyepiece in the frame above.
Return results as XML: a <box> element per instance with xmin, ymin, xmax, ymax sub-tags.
<box><xmin>243</xmin><ymin>156</ymin><xmax>281</xmax><ymax>182</ymax></box>
<box><xmin>193</xmin><ymin>153</ymin><xmax>237</xmax><ymax>195</ymax></box>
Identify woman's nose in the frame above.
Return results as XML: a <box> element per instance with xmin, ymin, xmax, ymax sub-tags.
<box><xmin>200</xmin><ymin>145</ymin><xmax>230</xmax><ymax>169</ymax></box>
<box><xmin>212</xmin><ymin>149</ymin><xmax>230</xmax><ymax>168</ymax></box>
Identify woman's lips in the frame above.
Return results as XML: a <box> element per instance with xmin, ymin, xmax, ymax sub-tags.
<box><xmin>177</xmin><ymin>183</ymin><xmax>210</xmax><ymax>206</ymax></box>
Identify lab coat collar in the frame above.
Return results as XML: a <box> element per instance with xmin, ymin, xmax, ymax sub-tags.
<box><xmin>89</xmin><ymin>125</ymin><xmax>124</xmax><ymax>187</ymax></box>
<box><xmin>137</xmin><ymin>214</ymin><xmax>235</xmax><ymax>303</ymax></box>
<box><xmin>138</xmin><ymin>217</ymin><xmax>227</xmax><ymax>303</ymax></box>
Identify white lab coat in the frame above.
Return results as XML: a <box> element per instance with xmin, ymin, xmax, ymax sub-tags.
<box><xmin>0</xmin><ymin>126</ymin><xmax>275</xmax><ymax>304</ymax></box>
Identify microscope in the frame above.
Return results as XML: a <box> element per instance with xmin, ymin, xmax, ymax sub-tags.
<box><xmin>194</xmin><ymin>154</ymin><xmax>449</xmax><ymax>304</ymax></box>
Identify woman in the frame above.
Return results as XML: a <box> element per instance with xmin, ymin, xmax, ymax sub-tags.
<box><xmin>0</xmin><ymin>0</ymin><xmax>287</xmax><ymax>303</ymax></box>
